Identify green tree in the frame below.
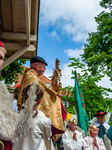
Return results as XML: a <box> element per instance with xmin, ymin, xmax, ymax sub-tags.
<box><xmin>1</xmin><ymin>58</ymin><xmax>27</xmax><ymax>85</ymax></box>
<box><xmin>61</xmin><ymin>58</ymin><xmax>112</xmax><ymax>125</ymax></box>
<box><xmin>82</xmin><ymin>0</ymin><xmax>112</xmax><ymax>81</ymax></box>
<box><xmin>60</xmin><ymin>0</ymin><xmax>112</xmax><ymax>125</ymax></box>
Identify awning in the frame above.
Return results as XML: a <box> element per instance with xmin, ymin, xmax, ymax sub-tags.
<box><xmin>0</xmin><ymin>0</ymin><xmax>40</xmax><ymax>69</ymax></box>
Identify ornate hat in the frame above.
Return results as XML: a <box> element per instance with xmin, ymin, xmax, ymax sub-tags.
<box><xmin>0</xmin><ymin>42</ymin><xmax>5</xmax><ymax>48</ymax></box>
<box><xmin>68</xmin><ymin>118</ymin><xmax>77</xmax><ymax>126</ymax></box>
<box><xmin>16</xmin><ymin>85</ymin><xmax>20</xmax><ymax>89</ymax></box>
<box><xmin>30</xmin><ymin>56</ymin><xmax>48</xmax><ymax>66</ymax></box>
<box><xmin>0</xmin><ymin>41</ymin><xmax>6</xmax><ymax>54</ymax></box>
<box><xmin>94</xmin><ymin>110</ymin><xmax>107</xmax><ymax>117</ymax></box>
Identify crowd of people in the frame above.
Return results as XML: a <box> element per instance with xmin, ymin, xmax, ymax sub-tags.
<box><xmin>57</xmin><ymin>110</ymin><xmax>112</xmax><ymax>150</ymax></box>
<box><xmin>0</xmin><ymin>41</ymin><xmax>112</xmax><ymax>150</ymax></box>
<box><xmin>62</xmin><ymin>118</ymin><xmax>107</xmax><ymax>150</ymax></box>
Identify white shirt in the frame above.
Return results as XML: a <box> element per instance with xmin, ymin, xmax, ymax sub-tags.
<box><xmin>12</xmin><ymin>110</ymin><xmax>52</xmax><ymax>150</ymax></box>
<box><xmin>62</xmin><ymin>129</ymin><xmax>83</xmax><ymax>150</ymax></box>
<box><xmin>83</xmin><ymin>136</ymin><xmax>106</xmax><ymax>150</ymax></box>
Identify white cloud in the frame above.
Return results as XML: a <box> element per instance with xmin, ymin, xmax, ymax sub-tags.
<box><xmin>97</xmin><ymin>75</ymin><xmax>112</xmax><ymax>98</ymax></box>
<box><xmin>61</xmin><ymin>65</ymin><xmax>112</xmax><ymax>98</ymax></box>
<box><xmin>44</xmin><ymin>63</ymin><xmax>112</xmax><ymax>98</ymax></box>
<box><xmin>44</xmin><ymin>68</ymin><xmax>53</xmax><ymax>79</ymax></box>
<box><xmin>61</xmin><ymin>63</ymin><xmax>74</xmax><ymax>87</ymax></box>
<box><xmin>40</xmin><ymin>0</ymin><xmax>104</xmax><ymax>42</ymax></box>
<box><xmin>39</xmin><ymin>0</ymin><xmax>112</xmax><ymax>98</ymax></box>
<box><xmin>64</xmin><ymin>47</ymin><xmax>84</xmax><ymax>58</ymax></box>
<box><xmin>48</xmin><ymin>30</ymin><xmax>61</xmax><ymax>41</ymax></box>
<box><xmin>72</xmin><ymin>32</ymin><xmax>88</xmax><ymax>43</ymax></box>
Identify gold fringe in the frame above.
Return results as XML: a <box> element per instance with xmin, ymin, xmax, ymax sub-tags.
<box><xmin>104</xmin><ymin>134</ymin><xmax>112</xmax><ymax>150</ymax></box>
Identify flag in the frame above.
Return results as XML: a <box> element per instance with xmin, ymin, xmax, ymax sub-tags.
<box><xmin>74</xmin><ymin>70</ymin><xmax>89</xmax><ymax>135</ymax></box>
<box><xmin>105</xmin><ymin>112</ymin><xmax>111</xmax><ymax>124</ymax></box>
<box><xmin>66</xmin><ymin>113</ymin><xmax>77</xmax><ymax>122</ymax></box>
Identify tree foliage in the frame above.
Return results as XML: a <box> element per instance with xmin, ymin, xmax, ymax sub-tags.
<box><xmin>80</xmin><ymin>0</ymin><xmax>112</xmax><ymax>121</ymax></box>
<box><xmin>61</xmin><ymin>58</ymin><xmax>112</xmax><ymax>125</ymax></box>
<box><xmin>81</xmin><ymin>0</ymin><xmax>112</xmax><ymax>81</ymax></box>
<box><xmin>60</xmin><ymin>0</ymin><xmax>112</xmax><ymax>125</ymax></box>
<box><xmin>100</xmin><ymin>0</ymin><xmax>112</xmax><ymax>10</ymax></box>
<box><xmin>1</xmin><ymin>58</ymin><xmax>27</xmax><ymax>85</ymax></box>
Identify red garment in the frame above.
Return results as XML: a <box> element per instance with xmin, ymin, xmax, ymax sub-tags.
<box><xmin>51</xmin><ymin>94</ymin><xmax>67</xmax><ymax>137</ymax></box>
<box><xmin>52</xmin><ymin>124</ymin><xmax>65</xmax><ymax>137</ymax></box>
<box><xmin>5</xmin><ymin>141</ymin><xmax>12</xmax><ymax>150</ymax></box>
<box><xmin>57</xmin><ymin>94</ymin><xmax>67</xmax><ymax>121</ymax></box>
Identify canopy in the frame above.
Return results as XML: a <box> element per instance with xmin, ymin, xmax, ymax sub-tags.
<box><xmin>0</xmin><ymin>0</ymin><xmax>40</xmax><ymax>70</ymax></box>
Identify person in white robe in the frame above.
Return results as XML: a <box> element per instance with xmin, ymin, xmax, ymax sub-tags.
<box><xmin>83</xmin><ymin>124</ymin><xmax>106</xmax><ymax>150</ymax></box>
<box><xmin>12</xmin><ymin>82</ymin><xmax>52</xmax><ymax>150</ymax></box>
<box><xmin>62</xmin><ymin>118</ymin><xmax>83</xmax><ymax>150</ymax></box>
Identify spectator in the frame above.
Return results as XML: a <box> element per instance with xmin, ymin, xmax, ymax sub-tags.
<box><xmin>62</xmin><ymin>118</ymin><xmax>83</xmax><ymax>150</ymax></box>
<box><xmin>83</xmin><ymin>124</ymin><xmax>106</xmax><ymax>150</ymax></box>
<box><xmin>94</xmin><ymin>110</ymin><xmax>112</xmax><ymax>146</ymax></box>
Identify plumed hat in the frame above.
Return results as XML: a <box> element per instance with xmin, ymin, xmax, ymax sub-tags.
<box><xmin>94</xmin><ymin>110</ymin><xmax>107</xmax><ymax>117</ymax></box>
<box><xmin>30</xmin><ymin>56</ymin><xmax>48</xmax><ymax>66</ymax></box>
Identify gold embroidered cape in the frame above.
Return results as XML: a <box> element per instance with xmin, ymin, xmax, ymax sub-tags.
<box><xmin>18</xmin><ymin>68</ymin><xmax>65</xmax><ymax>134</ymax></box>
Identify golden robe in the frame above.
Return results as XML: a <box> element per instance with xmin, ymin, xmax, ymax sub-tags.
<box><xmin>17</xmin><ymin>68</ymin><xmax>65</xmax><ymax>135</ymax></box>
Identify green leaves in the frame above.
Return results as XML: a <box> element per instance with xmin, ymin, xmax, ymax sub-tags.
<box><xmin>1</xmin><ymin>58</ymin><xmax>27</xmax><ymax>85</ymax></box>
<box><xmin>61</xmin><ymin>0</ymin><xmax>112</xmax><ymax>125</ymax></box>
<box><xmin>100</xmin><ymin>0</ymin><xmax>112</xmax><ymax>10</ymax></box>
<box><xmin>82</xmin><ymin>6</ymin><xmax>112</xmax><ymax>81</ymax></box>
<box><xmin>61</xmin><ymin>57</ymin><xmax>112</xmax><ymax>124</ymax></box>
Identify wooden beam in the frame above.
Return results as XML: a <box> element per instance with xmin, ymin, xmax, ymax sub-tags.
<box><xmin>34</xmin><ymin>0</ymin><xmax>40</xmax><ymax>55</ymax></box>
<box><xmin>24</xmin><ymin>0</ymin><xmax>30</xmax><ymax>45</ymax></box>
<box><xmin>2</xmin><ymin>32</ymin><xmax>36</xmax><ymax>42</ymax></box>
<box><xmin>1</xmin><ymin>44</ymin><xmax>35</xmax><ymax>70</ymax></box>
<box><xmin>4</xmin><ymin>43</ymin><xmax>35</xmax><ymax>51</ymax></box>
<box><xmin>1</xmin><ymin>49</ymin><xmax>27</xmax><ymax>70</ymax></box>
<box><xmin>34</xmin><ymin>0</ymin><xmax>39</xmax><ymax>34</ymax></box>
<box><xmin>12</xmin><ymin>0</ymin><xmax>17</xmax><ymax>32</ymax></box>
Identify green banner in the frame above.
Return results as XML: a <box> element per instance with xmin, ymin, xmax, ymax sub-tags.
<box><xmin>74</xmin><ymin>70</ymin><xmax>89</xmax><ymax>136</ymax></box>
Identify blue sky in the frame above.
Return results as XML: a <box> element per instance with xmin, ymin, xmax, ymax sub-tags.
<box><xmin>37</xmin><ymin>25</ymin><xmax>83</xmax><ymax>69</ymax></box>
<box><xmin>26</xmin><ymin>0</ymin><xmax>112</xmax><ymax>97</ymax></box>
